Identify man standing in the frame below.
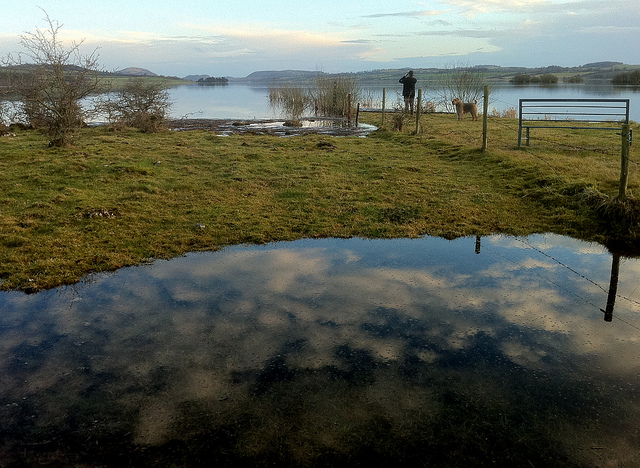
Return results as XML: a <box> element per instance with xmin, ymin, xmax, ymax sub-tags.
<box><xmin>399</xmin><ymin>70</ymin><xmax>417</xmax><ymax>114</ymax></box>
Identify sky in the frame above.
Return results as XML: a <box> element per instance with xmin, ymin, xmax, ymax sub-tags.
<box><xmin>1</xmin><ymin>0</ymin><xmax>639</xmax><ymax>78</ymax></box>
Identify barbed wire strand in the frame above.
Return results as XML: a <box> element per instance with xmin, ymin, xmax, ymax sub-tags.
<box><xmin>485</xmin><ymin>237</ymin><xmax>640</xmax><ymax>332</ymax></box>
<box><xmin>515</xmin><ymin>236</ymin><xmax>640</xmax><ymax>310</ymax></box>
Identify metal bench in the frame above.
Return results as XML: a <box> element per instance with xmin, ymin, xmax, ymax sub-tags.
<box><xmin>518</xmin><ymin>98</ymin><xmax>630</xmax><ymax>147</ymax></box>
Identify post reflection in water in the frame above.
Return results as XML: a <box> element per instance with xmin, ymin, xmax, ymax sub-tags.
<box><xmin>0</xmin><ymin>234</ymin><xmax>639</xmax><ymax>466</ymax></box>
<box><xmin>604</xmin><ymin>253</ymin><xmax>621</xmax><ymax>322</ymax></box>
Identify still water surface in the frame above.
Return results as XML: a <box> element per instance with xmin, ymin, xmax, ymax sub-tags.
<box><xmin>168</xmin><ymin>82</ymin><xmax>640</xmax><ymax>122</ymax></box>
<box><xmin>1</xmin><ymin>234</ymin><xmax>639</xmax><ymax>466</ymax></box>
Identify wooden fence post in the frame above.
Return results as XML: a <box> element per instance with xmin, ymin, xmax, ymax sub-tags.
<box><xmin>381</xmin><ymin>88</ymin><xmax>386</xmax><ymax>127</ymax></box>
<box><xmin>482</xmin><ymin>86</ymin><xmax>489</xmax><ymax>152</ymax></box>
<box><xmin>347</xmin><ymin>93</ymin><xmax>352</xmax><ymax>125</ymax></box>
<box><xmin>415</xmin><ymin>88</ymin><xmax>422</xmax><ymax>134</ymax></box>
<box><xmin>619</xmin><ymin>123</ymin><xmax>631</xmax><ymax>199</ymax></box>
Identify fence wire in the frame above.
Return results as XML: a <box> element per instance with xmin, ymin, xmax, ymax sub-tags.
<box><xmin>431</xmin><ymin>109</ymin><xmax>637</xmax><ymax>187</ymax></box>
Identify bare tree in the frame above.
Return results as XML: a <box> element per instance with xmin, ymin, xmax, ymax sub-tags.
<box><xmin>433</xmin><ymin>64</ymin><xmax>486</xmax><ymax>112</ymax></box>
<box><xmin>5</xmin><ymin>11</ymin><xmax>104</xmax><ymax>146</ymax></box>
<box><xmin>100</xmin><ymin>78</ymin><xmax>172</xmax><ymax>132</ymax></box>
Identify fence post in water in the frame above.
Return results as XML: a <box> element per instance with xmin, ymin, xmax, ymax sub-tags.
<box><xmin>355</xmin><ymin>103</ymin><xmax>360</xmax><ymax>126</ymax></box>
<box><xmin>482</xmin><ymin>86</ymin><xmax>489</xmax><ymax>152</ymax></box>
<box><xmin>415</xmin><ymin>88</ymin><xmax>422</xmax><ymax>135</ymax></box>
<box><xmin>619</xmin><ymin>123</ymin><xmax>631</xmax><ymax>199</ymax></box>
<box><xmin>347</xmin><ymin>93</ymin><xmax>352</xmax><ymax>126</ymax></box>
<box><xmin>381</xmin><ymin>88</ymin><xmax>386</xmax><ymax>127</ymax></box>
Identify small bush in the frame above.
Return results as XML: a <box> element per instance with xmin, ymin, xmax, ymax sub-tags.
<box><xmin>510</xmin><ymin>74</ymin><xmax>558</xmax><ymax>85</ymax></box>
<box><xmin>5</xmin><ymin>12</ymin><xmax>103</xmax><ymax>146</ymax></box>
<box><xmin>563</xmin><ymin>75</ymin><xmax>584</xmax><ymax>84</ymax></box>
<box><xmin>390</xmin><ymin>98</ymin><xmax>410</xmax><ymax>131</ymax></box>
<box><xmin>422</xmin><ymin>101</ymin><xmax>436</xmax><ymax>114</ymax></box>
<box><xmin>538</xmin><ymin>73</ymin><xmax>559</xmax><ymax>84</ymax></box>
<box><xmin>489</xmin><ymin>107</ymin><xmax>517</xmax><ymax>119</ymax></box>
<box><xmin>101</xmin><ymin>78</ymin><xmax>171</xmax><ymax>132</ymax></box>
<box><xmin>510</xmin><ymin>74</ymin><xmax>532</xmax><ymax>84</ymax></box>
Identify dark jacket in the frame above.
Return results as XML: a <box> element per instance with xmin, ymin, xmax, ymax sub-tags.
<box><xmin>399</xmin><ymin>75</ymin><xmax>417</xmax><ymax>97</ymax></box>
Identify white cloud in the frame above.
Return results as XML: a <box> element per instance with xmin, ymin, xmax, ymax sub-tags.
<box><xmin>1</xmin><ymin>0</ymin><xmax>639</xmax><ymax>76</ymax></box>
<box><xmin>362</xmin><ymin>10</ymin><xmax>451</xmax><ymax>18</ymax></box>
<box><xmin>579</xmin><ymin>25</ymin><xmax>640</xmax><ymax>34</ymax></box>
<box><xmin>444</xmin><ymin>0</ymin><xmax>559</xmax><ymax>15</ymax></box>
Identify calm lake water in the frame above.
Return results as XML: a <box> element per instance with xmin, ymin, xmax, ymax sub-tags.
<box><xmin>1</xmin><ymin>234</ymin><xmax>639</xmax><ymax>466</ymax></box>
<box><xmin>168</xmin><ymin>82</ymin><xmax>640</xmax><ymax>122</ymax></box>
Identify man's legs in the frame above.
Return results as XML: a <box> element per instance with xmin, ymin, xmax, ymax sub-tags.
<box><xmin>404</xmin><ymin>96</ymin><xmax>413</xmax><ymax>114</ymax></box>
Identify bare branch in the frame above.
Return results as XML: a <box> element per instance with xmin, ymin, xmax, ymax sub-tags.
<box><xmin>4</xmin><ymin>10</ymin><xmax>104</xmax><ymax>146</ymax></box>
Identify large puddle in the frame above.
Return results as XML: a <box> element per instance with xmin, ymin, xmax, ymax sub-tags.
<box><xmin>1</xmin><ymin>235</ymin><xmax>639</xmax><ymax>466</ymax></box>
<box><xmin>167</xmin><ymin>118</ymin><xmax>377</xmax><ymax>137</ymax></box>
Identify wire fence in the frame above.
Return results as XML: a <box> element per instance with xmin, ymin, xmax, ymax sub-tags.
<box><xmin>362</xmin><ymin>90</ymin><xmax>640</xmax><ymax>331</ymax></box>
<box><xmin>409</xmin><ymin>99</ymin><xmax>638</xmax><ymax>196</ymax></box>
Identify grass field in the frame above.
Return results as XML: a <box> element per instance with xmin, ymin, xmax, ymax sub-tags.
<box><xmin>99</xmin><ymin>75</ymin><xmax>192</xmax><ymax>90</ymax></box>
<box><xmin>0</xmin><ymin>112</ymin><xmax>637</xmax><ymax>291</ymax></box>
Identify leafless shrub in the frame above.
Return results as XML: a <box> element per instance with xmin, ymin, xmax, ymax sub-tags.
<box><xmin>422</xmin><ymin>101</ymin><xmax>436</xmax><ymax>114</ymax></box>
<box><xmin>4</xmin><ymin>11</ymin><xmax>104</xmax><ymax>146</ymax></box>
<box><xmin>100</xmin><ymin>78</ymin><xmax>171</xmax><ymax>132</ymax></box>
<box><xmin>489</xmin><ymin>107</ymin><xmax>517</xmax><ymax>119</ymax></box>
<box><xmin>358</xmin><ymin>88</ymin><xmax>380</xmax><ymax>108</ymax></box>
<box><xmin>433</xmin><ymin>64</ymin><xmax>486</xmax><ymax>113</ymax></box>
<box><xmin>390</xmin><ymin>96</ymin><xmax>410</xmax><ymax>131</ymax></box>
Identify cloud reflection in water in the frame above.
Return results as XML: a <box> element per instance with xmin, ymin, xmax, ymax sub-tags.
<box><xmin>0</xmin><ymin>234</ymin><xmax>639</xmax><ymax>465</ymax></box>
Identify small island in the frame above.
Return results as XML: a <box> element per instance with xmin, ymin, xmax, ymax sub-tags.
<box><xmin>196</xmin><ymin>76</ymin><xmax>229</xmax><ymax>85</ymax></box>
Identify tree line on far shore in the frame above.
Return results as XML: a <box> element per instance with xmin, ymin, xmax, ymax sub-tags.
<box><xmin>611</xmin><ymin>70</ymin><xmax>640</xmax><ymax>85</ymax></box>
<box><xmin>510</xmin><ymin>70</ymin><xmax>640</xmax><ymax>86</ymax></box>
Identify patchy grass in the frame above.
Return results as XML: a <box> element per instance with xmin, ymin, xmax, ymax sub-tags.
<box><xmin>0</xmin><ymin>113</ymin><xmax>637</xmax><ymax>291</ymax></box>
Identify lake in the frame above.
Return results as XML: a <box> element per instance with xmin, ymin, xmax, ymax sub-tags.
<box><xmin>167</xmin><ymin>81</ymin><xmax>640</xmax><ymax>122</ymax></box>
<box><xmin>1</xmin><ymin>234</ymin><xmax>639</xmax><ymax>466</ymax></box>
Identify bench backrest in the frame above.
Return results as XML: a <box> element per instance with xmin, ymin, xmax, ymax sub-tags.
<box><xmin>518</xmin><ymin>98</ymin><xmax>630</xmax><ymax>146</ymax></box>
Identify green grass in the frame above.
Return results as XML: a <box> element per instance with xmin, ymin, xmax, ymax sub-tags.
<box><xmin>0</xmin><ymin>113</ymin><xmax>637</xmax><ymax>291</ymax></box>
<box><xmin>99</xmin><ymin>75</ymin><xmax>192</xmax><ymax>90</ymax></box>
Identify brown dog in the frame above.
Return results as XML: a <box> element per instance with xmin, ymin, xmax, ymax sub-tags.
<box><xmin>452</xmin><ymin>98</ymin><xmax>478</xmax><ymax>121</ymax></box>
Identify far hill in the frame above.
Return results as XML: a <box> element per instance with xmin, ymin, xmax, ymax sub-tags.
<box><xmin>227</xmin><ymin>63</ymin><xmax>640</xmax><ymax>84</ymax></box>
<box><xmin>581</xmin><ymin>61</ymin><xmax>624</xmax><ymax>68</ymax></box>
<box><xmin>237</xmin><ymin>70</ymin><xmax>327</xmax><ymax>83</ymax></box>
<box><xmin>115</xmin><ymin>67</ymin><xmax>158</xmax><ymax>77</ymax></box>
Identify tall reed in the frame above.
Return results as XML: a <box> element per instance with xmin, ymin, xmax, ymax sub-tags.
<box><xmin>269</xmin><ymin>76</ymin><xmax>361</xmax><ymax>120</ymax></box>
<box><xmin>309</xmin><ymin>76</ymin><xmax>360</xmax><ymax>117</ymax></box>
<box><xmin>268</xmin><ymin>86</ymin><xmax>308</xmax><ymax>122</ymax></box>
